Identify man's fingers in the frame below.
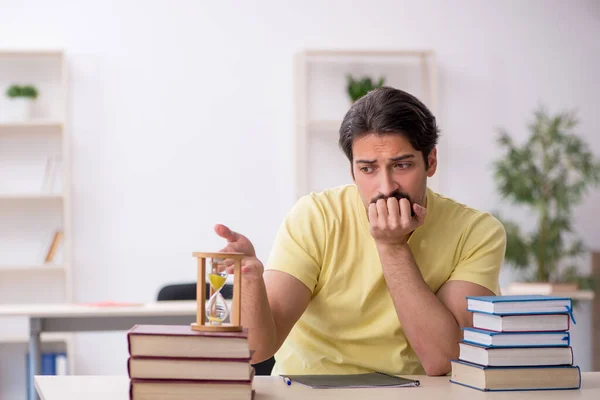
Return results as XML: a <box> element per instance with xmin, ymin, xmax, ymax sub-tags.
<box><xmin>368</xmin><ymin>203</ymin><xmax>378</xmax><ymax>224</ymax></box>
<box><xmin>376</xmin><ymin>199</ymin><xmax>388</xmax><ymax>227</ymax></box>
<box><xmin>387</xmin><ymin>197</ymin><xmax>400</xmax><ymax>227</ymax></box>
<box><xmin>214</xmin><ymin>224</ymin><xmax>239</xmax><ymax>242</ymax></box>
<box><xmin>399</xmin><ymin>198</ymin><xmax>412</xmax><ymax>226</ymax></box>
<box><xmin>413</xmin><ymin>203</ymin><xmax>427</xmax><ymax>224</ymax></box>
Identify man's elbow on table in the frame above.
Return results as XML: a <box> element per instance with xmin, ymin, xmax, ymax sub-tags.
<box><xmin>422</xmin><ymin>358</ymin><xmax>451</xmax><ymax>377</ymax></box>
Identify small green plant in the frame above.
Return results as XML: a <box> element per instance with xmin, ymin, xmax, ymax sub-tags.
<box><xmin>6</xmin><ymin>85</ymin><xmax>39</xmax><ymax>99</ymax></box>
<box><xmin>346</xmin><ymin>75</ymin><xmax>385</xmax><ymax>103</ymax></box>
<box><xmin>493</xmin><ymin>107</ymin><xmax>600</xmax><ymax>290</ymax></box>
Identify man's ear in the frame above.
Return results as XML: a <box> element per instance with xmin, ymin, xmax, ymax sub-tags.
<box><xmin>350</xmin><ymin>162</ymin><xmax>356</xmax><ymax>181</ymax></box>
<box><xmin>427</xmin><ymin>148</ymin><xmax>437</xmax><ymax>178</ymax></box>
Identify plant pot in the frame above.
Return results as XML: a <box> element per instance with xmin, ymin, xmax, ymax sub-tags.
<box><xmin>3</xmin><ymin>98</ymin><xmax>34</xmax><ymax>122</ymax></box>
<box><xmin>506</xmin><ymin>282</ymin><xmax>579</xmax><ymax>295</ymax></box>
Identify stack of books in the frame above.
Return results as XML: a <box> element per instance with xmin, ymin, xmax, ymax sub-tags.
<box><xmin>451</xmin><ymin>295</ymin><xmax>582</xmax><ymax>392</ymax></box>
<box><xmin>126</xmin><ymin>325</ymin><xmax>254</xmax><ymax>399</ymax></box>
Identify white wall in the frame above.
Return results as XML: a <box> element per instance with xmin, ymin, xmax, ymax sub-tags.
<box><xmin>1</xmin><ymin>0</ymin><xmax>599</xmax><ymax>375</ymax></box>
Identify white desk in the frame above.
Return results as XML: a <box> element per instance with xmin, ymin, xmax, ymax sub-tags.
<box><xmin>35</xmin><ymin>374</ymin><xmax>600</xmax><ymax>400</ymax></box>
<box><xmin>0</xmin><ymin>301</ymin><xmax>197</xmax><ymax>400</ymax></box>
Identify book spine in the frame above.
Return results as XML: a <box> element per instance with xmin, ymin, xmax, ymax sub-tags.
<box><xmin>127</xmin><ymin>328</ymin><xmax>135</xmax><ymax>356</ymax></box>
<box><xmin>570</xmin><ymin>347</ymin><xmax>574</xmax><ymax>365</ymax></box>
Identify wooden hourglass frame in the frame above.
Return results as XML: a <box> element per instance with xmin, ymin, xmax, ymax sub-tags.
<box><xmin>191</xmin><ymin>252</ymin><xmax>243</xmax><ymax>332</ymax></box>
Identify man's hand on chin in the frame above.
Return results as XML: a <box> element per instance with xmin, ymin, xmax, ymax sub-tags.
<box><xmin>368</xmin><ymin>197</ymin><xmax>426</xmax><ymax>246</ymax></box>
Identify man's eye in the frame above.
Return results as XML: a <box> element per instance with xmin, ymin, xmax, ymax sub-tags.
<box><xmin>394</xmin><ymin>163</ymin><xmax>411</xmax><ymax>169</ymax></box>
<box><xmin>360</xmin><ymin>167</ymin><xmax>374</xmax><ymax>173</ymax></box>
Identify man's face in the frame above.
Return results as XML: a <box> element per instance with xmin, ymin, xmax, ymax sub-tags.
<box><xmin>351</xmin><ymin>133</ymin><xmax>437</xmax><ymax>211</ymax></box>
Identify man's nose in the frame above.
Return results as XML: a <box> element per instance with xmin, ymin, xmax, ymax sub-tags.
<box><xmin>379</xmin><ymin>172</ymin><xmax>398</xmax><ymax>197</ymax></box>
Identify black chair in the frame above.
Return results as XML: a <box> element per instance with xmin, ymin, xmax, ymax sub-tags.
<box><xmin>156</xmin><ymin>282</ymin><xmax>275</xmax><ymax>375</ymax></box>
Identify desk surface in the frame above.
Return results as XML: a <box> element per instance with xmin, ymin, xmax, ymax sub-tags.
<box><xmin>0</xmin><ymin>300</ymin><xmax>198</xmax><ymax>318</ymax></box>
<box><xmin>35</xmin><ymin>373</ymin><xmax>600</xmax><ymax>400</ymax></box>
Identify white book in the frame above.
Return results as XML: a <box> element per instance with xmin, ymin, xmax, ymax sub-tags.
<box><xmin>466</xmin><ymin>295</ymin><xmax>572</xmax><ymax>315</ymax></box>
<box><xmin>462</xmin><ymin>328</ymin><xmax>570</xmax><ymax>347</ymax></box>
<box><xmin>472</xmin><ymin>312</ymin><xmax>570</xmax><ymax>332</ymax></box>
<box><xmin>55</xmin><ymin>354</ymin><xmax>68</xmax><ymax>375</ymax></box>
<box><xmin>458</xmin><ymin>342</ymin><xmax>573</xmax><ymax>367</ymax></box>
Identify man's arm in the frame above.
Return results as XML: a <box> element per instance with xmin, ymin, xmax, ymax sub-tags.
<box><xmin>214</xmin><ymin>224</ymin><xmax>311</xmax><ymax>364</ymax></box>
<box><xmin>377</xmin><ymin>243</ymin><xmax>493</xmax><ymax>376</ymax></box>
<box><xmin>242</xmin><ymin>267</ymin><xmax>311</xmax><ymax>363</ymax></box>
<box><xmin>370</xmin><ymin>197</ymin><xmax>504</xmax><ymax>376</ymax></box>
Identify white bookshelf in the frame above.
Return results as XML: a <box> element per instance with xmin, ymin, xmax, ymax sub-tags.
<box><xmin>294</xmin><ymin>49</ymin><xmax>439</xmax><ymax>199</ymax></box>
<box><xmin>0</xmin><ymin>49</ymin><xmax>73</xmax><ymax>400</ymax></box>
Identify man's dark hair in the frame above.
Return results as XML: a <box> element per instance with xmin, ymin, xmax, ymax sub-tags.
<box><xmin>338</xmin><ymin>86</ymin><xmax>440</xmax><ymax>169</ymax></box>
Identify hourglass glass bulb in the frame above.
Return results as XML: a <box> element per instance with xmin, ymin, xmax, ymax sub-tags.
<box><xmin>206</xmin><ymin>258</ymin><xmax>230</xmax><ymax>324</ymax></box>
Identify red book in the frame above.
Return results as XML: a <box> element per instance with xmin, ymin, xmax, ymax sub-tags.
<box><xmin>127</xmin><ymin>355</ymin><xmax>254</xmax><ymax>381</ymax></box>
<box><xmin>127</xmin><ymin>325</ymin><xmax>250</xmax><ymax>359</ymax></box>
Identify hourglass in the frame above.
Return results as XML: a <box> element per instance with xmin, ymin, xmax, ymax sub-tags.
<box><xmin>191</xmin><ymin>252</ymin><xmax>243</xmax><ymax>332</ymax></box>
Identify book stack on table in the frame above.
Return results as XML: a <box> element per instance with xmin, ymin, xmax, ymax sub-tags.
<box><xmin>451</xmin><ymin>295</ymin><xmax>581</xmax><ymax>392</ymax></box>
<box><xmin>126</xmin><ymin>325</ymin><xmax>254</xmax><ymax>399</ymax></box>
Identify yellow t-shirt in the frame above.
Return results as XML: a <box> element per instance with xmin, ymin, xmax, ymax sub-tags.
<box><xmin>266</xmin><ymin>184</ymin><xmax>506</xmax><ymax>376</ymax></box>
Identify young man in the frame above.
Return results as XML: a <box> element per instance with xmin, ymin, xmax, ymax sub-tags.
<box><xmin>215</xmin><ymin>87</ymin><xmax>506</xmax><ymax>376</ymax></box>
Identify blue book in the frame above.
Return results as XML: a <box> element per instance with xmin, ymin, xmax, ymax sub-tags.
<box><xmin>450</xmin><ymin>360</ymin><xmax>581</xmax><ymax>391</ymax></box>
<box><xmin>462</xmin><ymin>327</ymin><xmax>570</xmax><ymax>348</ymax></box>
<box><xmin>466</xmin><ymin>295</ymin><xmax>573</xmax><ymax>316</ymax></box>
<box><xmin>26</xmin><ymin>352</ymin><xmax>63</xmax><ymax>400</ymax></box>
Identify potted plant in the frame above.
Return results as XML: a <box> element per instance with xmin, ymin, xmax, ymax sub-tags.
<box><xmin>346</xmin><ymin>75</ymin><xmax>385</xmax><ymax>103</ymax></box>
<box><xmin>5</xmin><ymin>84</ymin><xmax>39</xmax><ymax>121</ymax></box>
<box><xmin>493</xmin><ymin>107</ymin><xmax>600</xmax><ymax>294</ymax></box>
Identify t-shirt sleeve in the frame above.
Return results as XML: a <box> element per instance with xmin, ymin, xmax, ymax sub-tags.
<box><xmin>265</xmin><ymin>194</ymin><xmax>325</xmax><ymax>293</ymax></box>
<box><xmin>447</xmin><ymin>212</ymin><xmax>506</xmax><ymax>295</ymax></box>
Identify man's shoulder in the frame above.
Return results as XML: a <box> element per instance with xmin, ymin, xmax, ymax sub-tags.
<box><xmin>292</xmin><ymin>184</ymin><xmax>360</xmax><ymax>223</ymax></box>
<box><xmin>430</xmin><ymin>190</ymin><xmax>504</xmax><ymax>233</ymax></box>
<box><xmin>295</xmin><ymin>184</ymin><xmax>358</xmax><ymax>209</ymax></box>
<box><xmin>306</xmin><ymin>184</ymin><xmax>359</xmax><ymax>204</ymax></box>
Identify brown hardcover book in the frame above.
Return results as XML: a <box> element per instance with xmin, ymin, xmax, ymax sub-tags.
<box><xmin>130</xmin><ymin>378</ymin><xmax>254</xmax><ymax>400</ymax></box>
<box><xmin>44</xmin><ymin>231</ymin><xmax>63</xmax><ymax>263</ymax></box>
<box><xmin>127</xmin><ymin>355</ymin><xmax>253</xmax><ymax>381</ymax></box>
<box><xmin>127</xmin><ymin>325</ymin><xmax>250</xmax><ymax>359</ymax></box>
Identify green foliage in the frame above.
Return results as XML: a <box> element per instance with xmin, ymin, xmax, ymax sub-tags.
<box><xmin>493</xmin><ymin>107</ymin><xmax>600</xmax><ymax>289</ymax></box>
<box><xmin>346</xmin><ymin>75</ymin><xmax>385</xmax><ymax>103</ymax></box>
<box><xmin>6</xmin><ymin>84</ymin><xmax>39</xmax><ymax>99</ymax></box>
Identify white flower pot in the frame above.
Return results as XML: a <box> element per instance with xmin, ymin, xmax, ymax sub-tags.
<box><xmin>4</xmin><ymin>98</ymin><xmax>34</xmax><ymax>122</ymax></box>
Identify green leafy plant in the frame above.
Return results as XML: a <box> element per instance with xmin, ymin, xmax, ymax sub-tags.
<box><xmin>6</xmin><ymin>84</ymin><xmax>39</xmax><ymax>99</ymax></box>
<box><xmin>493</xmin><ymin>107</ymin><xmax>600</xmax><ymax>290</ymax></box>
<box><xmin>346</xmin><ymin>75</ymin><xmax>385</xmax><ymax>103</ymax></box>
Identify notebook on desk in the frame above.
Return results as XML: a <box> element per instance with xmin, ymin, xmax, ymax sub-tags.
<box><xmin>280</xmin><ymin>372</ymin><xmax>420</xmax><ymax>389</ymax></box>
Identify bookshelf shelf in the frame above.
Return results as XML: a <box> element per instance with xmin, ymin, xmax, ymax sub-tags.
<box><xmin>0</xmin><ymin>50</ymin><xmax>63</xmax><ymax>58</ymax></box>
<box><xmin>0</xmin><ymin>194</ymin><xmax>63</xmax><ymax>200</ymax></box>
<box><xmin>0</xmin><ymin>121</ymin><xmax>63</xmax><ymax>130</ymax></box>
<box><xmin>0</xmin><ymin>332</ymin><xmax>69</xmax><ymax>344</ymax></box>
<box><xmin>502</xmin><ymin>288</ymin><xmax>596</xmax><ymax>301</ymax></box>
<box><xmin>0</xmin><ymin>265</ymin><xmax>65</xmax><ymax>274</ymax></box>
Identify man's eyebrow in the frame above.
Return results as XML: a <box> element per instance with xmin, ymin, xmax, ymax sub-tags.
<box><xmin>354</xmin><ymin>154</ymin><xmax>415</xmax><ymax>164</ymax></box>
<box><xmin>390</xmin><ymin>154</ymin><xmax>415</xmax><ymax>162</ymax></box>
